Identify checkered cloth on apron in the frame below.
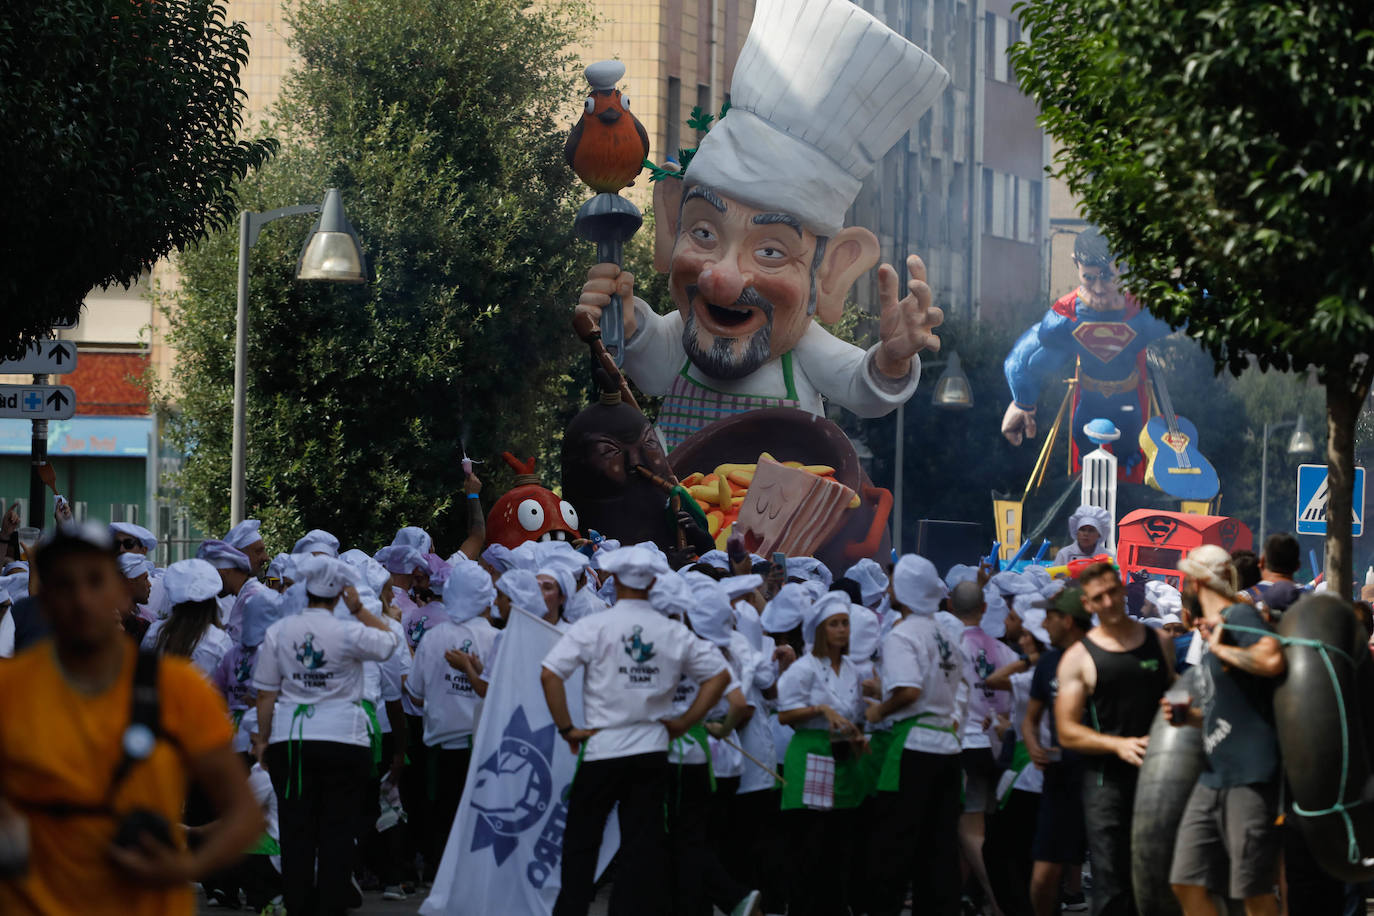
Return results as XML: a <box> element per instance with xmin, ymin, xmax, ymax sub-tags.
<box><xmin>655</xmin><ymin>354</ymin><xmax>803</xmax><ymax>450</ymax></box>
<box><xmin>801</xmin><ymin>751</ymin><xmax>836</xmax><ymax>810</ymax></box>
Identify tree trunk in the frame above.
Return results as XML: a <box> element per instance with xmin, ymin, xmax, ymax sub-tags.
<box><xmin>1325</xmin><ymin>359</ymin><xmax>1374</xmax><ymax>597</ymax></box>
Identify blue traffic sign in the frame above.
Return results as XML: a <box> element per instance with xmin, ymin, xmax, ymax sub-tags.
<box><xmin>1296</xmin><ymin>464</ymin><xmax>1365</xmax><ymax>537</ymax></box>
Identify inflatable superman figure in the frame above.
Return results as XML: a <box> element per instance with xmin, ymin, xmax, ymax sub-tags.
<box><xmin>1001</xmin><ymin>228</ymin><xmax>1173</xmax><ymax>478</ymax></box>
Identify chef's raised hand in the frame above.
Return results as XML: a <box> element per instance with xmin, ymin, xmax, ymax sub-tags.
<box><xmin>875</xmin><ymin>254</ymin><xmax>942</xmax><ymax>378</ymax></box>
<box><xmin>577</xmin><ymin>263</ymin><xmax>639</xmax><ymax>340</ymax></box>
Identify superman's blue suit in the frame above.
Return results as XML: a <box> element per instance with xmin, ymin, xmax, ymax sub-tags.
<box><xmin>1004</xmin><ymin>290</ymin><xmax>1172</xmax><ymax>479</ymax></box>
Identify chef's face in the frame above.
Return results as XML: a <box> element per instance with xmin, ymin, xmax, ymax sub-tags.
<box><xmin>1075</xmin><ymin>525</ymin><xmax>1100</xmax><ymax>554</ymax></box>
<box><xmin>670</xmin><ymin>185</ymin><xmax>823</xmax><ymax>380</ymax></box>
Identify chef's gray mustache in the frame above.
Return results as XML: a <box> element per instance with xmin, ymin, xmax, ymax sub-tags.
<box><xmin>684</xmin><ymin>284</ymin><xmax>776</xmax><ymax>319</ymax></box>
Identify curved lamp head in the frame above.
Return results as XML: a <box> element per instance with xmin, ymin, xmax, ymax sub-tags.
<box><xmin>296</xmin><ymin>188</ymin><xmax>366</xmax><ymax>283</ymax></box>
<box><xmin>932</xmin><ymin>351</ymin><xmax>974</xmax><ymax>410</ymax></box>
<box><xmin>1287</xmin><ymin>414</ymin><xmax>1315</xmax><ymax>456</ymax></box>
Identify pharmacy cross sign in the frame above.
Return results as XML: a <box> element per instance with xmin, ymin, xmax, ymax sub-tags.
<box><xmin>0</xmin><ymin>384</ymin><xmax>77</xmax><ymax>420</ymax></box>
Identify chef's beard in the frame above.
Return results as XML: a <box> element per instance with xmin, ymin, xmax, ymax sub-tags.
<box><xmin>681</xmin><ymin>285</ymin><xmax>774</xmax><ymax>381</ymax></box>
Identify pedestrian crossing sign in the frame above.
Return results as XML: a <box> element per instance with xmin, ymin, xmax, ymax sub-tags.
<box><xmin>1295</xmin><ymin>464</ymin><xmax>1365</xmax><ymax>537</ymax></box>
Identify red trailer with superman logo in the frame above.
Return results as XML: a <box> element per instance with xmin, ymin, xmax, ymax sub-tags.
<box><xmin>1116</xmin><ymin>509</ymin><xmax>1252</xmax><ymax>589</ymax></box>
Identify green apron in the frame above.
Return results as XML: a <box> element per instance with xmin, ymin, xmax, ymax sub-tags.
<box><xmin>285</xmin><ymin>703</ymin><xmax>315</xmax><ymax>798</ymax></box>
<box><xmin>358</xmin><ymin>699</ymin><xmax>383</xmax><ymax>768</ymax></box>
<box><xmin>876</xmin><ymin>714</ymin><xmax>958</xmax><ymax>793</ymax></box>
<box><xmin>781</xmin><ymin>728</ymin><xmax>865</xmax><ymax>811</ymax></box>
<box><xmin>997</xmin><ymin>741</ymin><xmax>1032</xmax><ymax>810</ymax></box>
<box><xmin>860</xmin><ymin>730</ymin><xmax>893</xmax><ymax>798</ymax></box>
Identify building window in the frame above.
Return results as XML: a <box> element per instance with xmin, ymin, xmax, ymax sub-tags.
<box><xmin>667</xmin><ymin>77</ymin><xmax>681</xmax><ymax>159</ymax></box>
<box><xmin>986</xmin><ymin>12</ymin><xmax>1011</xmax><ymax>82</ymax></box>
<box><xmin>697</xmin><ymin>83</ymin><xmax>712</xmax><ymax>128</ymax></box>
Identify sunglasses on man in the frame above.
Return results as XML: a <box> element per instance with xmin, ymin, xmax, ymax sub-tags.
<box><xmin>115</xmin><ymin>538</ymin><xmax>142</xmax><ymax>551</ymax></box>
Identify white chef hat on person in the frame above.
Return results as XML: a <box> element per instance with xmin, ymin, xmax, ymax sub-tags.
<box><xmin>786</xmin><ymin>556</ymin><xmax>832</xmax><ymax>589</ymax></box>
<box><xmin>375</xmin><ymin>545</ymin><xmax>428</xmax><ymax>576</ymax></box>
<box><xmin>539</xmin><ymin>566</ymin><xmax>577</xmax><ymax>605</ymax></box>
<box><xmin>293</xmin><ymin>529</ymin><xmax>339</xmax><ymax>557</ymax></box>
<box><xmin>0</xmin><ymin>573</ymin><xmax>24</xmax><ymax>604</ymax></box>
<box><xmin>1067</xmin><ymin>505</ymin><xmax>1112</xmax><ymax>542</ymax></box>
<box><xmin>683</xmin><ymin>573</ymin><xmax>735</xmax><ymax>647</ymax></box>
<box><xmin>847</xmin><ymin>605</ymin><xmax>882</xmax><ymax>660</ymax></box>
<box><xmin>118</xmin><ymin>553</ymin><xmax>153</xmax><ymax>579</ymax></box>
<box><xmin>1020</xmin><ymin>607</ymin><xmax>1052</xmax><ymax>647</ymax></box>
<box><xmin>1022</xmin><ymin>565</ymin><xmax>1053</xmax><ymax>593</ymax></box>
<box><xmin>944</xmin><ymin>563</ymin><xmax>980</xmax><ymax>590</ymax></box>
<box><xmin>507</xmin><ymin>542</ymin><xmax>543</xmax><ymax>572</ymax></box>
<box><xmin>109</xmin><ymin>522</ymin><xmax>157</xmax><ymax>551</ymax></box>
<box><xmin>164</xmin><ymin>558</ymin><xmax>222</xmax><ymax>605</ymax></box>
<box><xmin>685</xmin><ymin>0</ymin><xmax>949</xmax><ymax>238</ymax></box>
<box><xmin>1159</xmin><ymin>612</ymin><xmax>1183</xmax><ymax>626</ymax></box>
<box><xmin>197</xmin><ymin>539</ymin><xmax>250</xmax><ymax>572</ymax></box>
<box><xmin>481</xmin><ymin>544</ymin><xmax>514</xmax><ymax>573</ymax></box>
<box><xmin>443</xmin><ymin>560</ymin><xmax>496</xmax><ymax>624</ymax></box>
<box><xmin>761</xmin><ymin>582</ymin><xmax>812</xmax><ymax>633</ymax></box>
<box><xmin>697</xmin><ymin>550</ymin><xmax>731</xmax><ymax>571</ymax></box>
<box><xmin>536</xmin><ymin>542</ymin><xmax>591</xmax><ymax>582</ymax></box>
<box><xmin>223</xmin><ymin>519</ymin><xmax>263</xmax><ymax>551</ymax></box>
<box><xmin>1144</xmin><ymin>580</ymin><xmax>1183</xmax><ymax>616</ymax></box>
<box><xmin>392</xmin><ymin>526</ymin><xmax>433</xmax><ymax>555</ymax></box>
<box><xmin>843</xmin><ymin>558</ymin><xmax>889</xmax><ymax>608</ymax></box>
<box><xmin>496</xmin><ymin>569</ymin><xmax>544</xmax><ymax>615</ymax></box>
<box><xmin>990</xmin><ymin>571</ymin><xmax>1039</xmax><ymax>597</ymax></box>
<box><xmin>803</xmin><ymin>591</ymin><xmax>851</xmax><ymax>646</ymax></box>
<box><xmin>598</xmin><ymin>546</ymin><xmax>668</xmax><ymax>590</ymax></box>
<box><xmin>649</xmin><ymin>571</ymin><xmax>695</xmax><ymax>619</ymax></box>
<box><xmin>935</xmin><ymin>610</ymin><xmax>965</xmax><ymax>646</ymax></box>
<box><xmin>721</xmin><ymin>574</ymin><xmax>763</xmax><ymax>601</ymax></box>
<box><xmin>563</xmin><ymin>585</ymin><xmax>609</xmax><ymax>623</ymax></box>
<box><xmin>340</xmin><ymin>550</ymin><xmax>391</xmax><ymax>596</ymax></box>
<box><xmin>982</xmin><ymin>602</ymin><xmax>1009</xmax><ymax>639</ymax></box>
<box><xmin>240</xmin><ymin>586</ymin><xmax>290</xmax><ymax>648</ymax></box>
<box><xmin>296</xmin><ymin>555</ymin><xmax>351</xmax><ymax>600</ymax></box>
<box><xmin>892</xmin><ymin>555</ymin><xmax>946</xmax><ymax>617</ymax></box>
<box><xmin>267</xmin><ymin>553</ymin><xmax>295</xmax><ymax>581</ymax></box>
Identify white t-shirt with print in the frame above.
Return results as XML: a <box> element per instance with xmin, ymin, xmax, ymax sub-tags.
<box><xmin>407</xmin><ymin>618</ymin><xmax>498</xmax><ymax>749</ymax></box>
<box><xmin>880</xmin><ymin>614</ymin><xmax>966</xmax><ymax>755</ymax></box>
<box><xmin>252</xmin><ymin>608</ymin><xmax>400</xmax><ymax>747</ymax></box>
<box><xmin>542</xmin><ymin>598</ymin><xmax>727</xmax><ymax>763</ymax></box>
<box><xmin>959</xmin><ymin>625</ymin><xmax>1019</xmax><ymax>750</ymax></box>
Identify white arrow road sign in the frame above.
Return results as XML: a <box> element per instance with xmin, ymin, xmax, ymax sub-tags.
<box><xmin>0</xmin><ymin>340</ymin><xmax>78</xmax><ymax>374</ymax></box>
<box><xmin>0</xmin><ymin>385</ymin><xmax>77</xmax><ymax>420</ymax></box>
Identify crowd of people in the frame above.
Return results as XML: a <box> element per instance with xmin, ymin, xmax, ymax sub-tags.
<box><xmin>0</xmin><ymin>493</ymin><xmax>1370</xmax><ymax>916</ymax></box>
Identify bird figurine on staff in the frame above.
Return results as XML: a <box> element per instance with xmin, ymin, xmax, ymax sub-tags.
<box><xmin>567</xmin><ymin>60</ymin><xmax>647</xmax><ymax>367</ymax></box>
<box><xmin>565</xmin><ymin>60</ymin><xmax>650</xmax><ymax>193</ymax></box>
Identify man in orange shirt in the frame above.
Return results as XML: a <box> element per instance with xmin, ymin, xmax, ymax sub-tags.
<box><xmin>0</xmin><ymin>525</ymin><xmax>263</xmax><ymax>915</ymax></box>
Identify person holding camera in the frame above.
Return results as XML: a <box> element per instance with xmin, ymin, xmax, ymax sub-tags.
<box><xmin>0</xmin><ymin>525</ymin><xmax>264</xmax><ymax>915</ymax></box>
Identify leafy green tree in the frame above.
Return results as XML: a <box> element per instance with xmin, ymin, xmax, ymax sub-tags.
<box><xmin>0</xmin><ymin>0</ymin><xmax>275</xmax><ymax>358</ymax></box>
<box><xmin>160</xmin><ymin>0</ymin><xmax>591</xmax><ymax>551</ymax></box>
<box><xmin>1013</xmin><ymin>0</ymin><xmax>1374</xmax><ymax>592</ymax></box>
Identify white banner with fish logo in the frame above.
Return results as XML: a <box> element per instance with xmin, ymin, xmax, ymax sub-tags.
<box><xmin>421</xmin><ymin>608</ymin><xmax>617</xmax><ymax>915</ymax></box>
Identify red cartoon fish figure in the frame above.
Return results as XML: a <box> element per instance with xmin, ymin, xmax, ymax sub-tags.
<box><xmin>486</xmin><ymin>453</ymin><xmax>581</xmax><ymax>548</ymax></box>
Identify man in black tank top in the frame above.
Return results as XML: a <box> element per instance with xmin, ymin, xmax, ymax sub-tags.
<box><xmin>1055</xmin><ymin>562</ymin><xmax>1175</xmax><ymax>916</ymax></box>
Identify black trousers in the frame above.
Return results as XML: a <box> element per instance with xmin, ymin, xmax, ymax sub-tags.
<box><xmin>429</xmin><ymin>745</ymin><xmax>472</xmax><ymax>873</ymax></box>
<box><xmin>267</xmin><ymin>740</ymin><xmax>372</xmax><ymax>916</ymax></box>
<box><xmin>555</xmin><ymin>752</ymin><xmax>670</xmax><ymax>916</ymax></box>
<box><xmin>1082</xmin><ymin>767</ymin><xmax>1139</xmax><ymax>916</ymax></box>
<box><xmin>359</xmin><ymin>731</ymin><xmax>410</xmax><ymax>887</ymax></box>
<box><xmin>399</xmin><ymin>714</ymin><xmax>432</xmax><ymax>877</ymax></box>
<box><xmin>667</xmin><ymin>765</ymin><xmax>748</xmax><ymax>915</ymax></box>
<box><xmin>867</xmin><ymin>749</ymin><xmax>964</xmax><ymax>916</ymax></box>
<box><xmin>734</xmin><ymin>788</ymin><xmax>786</xmax><ymax>912</ymax></box>
<box><xmin>985</xmin><ymin>788</ymin><xmax>1040</xmax><ymax>916</ymax></box>
<box><xmin>784</xmin><ymin>807</ymin><xmax>859</xmax><ymax>916</ymax></box>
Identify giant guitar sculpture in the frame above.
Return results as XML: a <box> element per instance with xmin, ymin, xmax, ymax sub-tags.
<box><xmin>1139</xmin><ymin>351</ymin><xmax>1219</xmax><ymax>501</ymax></box>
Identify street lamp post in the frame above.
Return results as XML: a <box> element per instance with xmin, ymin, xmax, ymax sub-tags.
<box><xmin>230</xmin><ymin>188</ymin><xmax>366</xmax><ymax>526</ymax></box>
<box><xmin>1259</xmin><ymin>415</ymin><xmax>1316</xmax><ymax>540</ymax></box>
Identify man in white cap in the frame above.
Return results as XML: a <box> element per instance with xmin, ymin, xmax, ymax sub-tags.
<box><xmin>109</xmin><ymin>521</ymin><xmax>157</xmax><ymax>557</ymax></box>
<box><xmin>252</xmin><ymin>555</ymin><xmax>399</xmax><ymax>916</ymax></box>
<box><xmin>223</xmin><ymin>519</ymin><xmax>269</xmax><ymax>577</ymax></box>
<box><xmin>291</xmin><ymin>529</ymin><xmax>339</xmax><ymax>558</ymax></box>
<box><xmin>864</xmin><ymin>555</ymin><xmax>967</xmax><ymax>916</ymax></box>
<box><xmin>117</xmin><ymin>553</ymin><xmax>154</xmax><ymax>642</ymax></box>
<box><xmin>540</xmin><ymin>546</ymin><xmax>734</xmax><ymax>916</ymax></box>
<box><xmin>1168</xmin><ymin>546</ymin><xmax>1285</xmax><ymax>916</ymax></box>
<box><xmin>576</xmin><ymin>0</ymin><xmax>949</xmax><ymax>448</ymax></box>
<box><xmin>1052</xmin><ymin>505</ymin><xmax>1114</xmax><ymax>567</ymax></box>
